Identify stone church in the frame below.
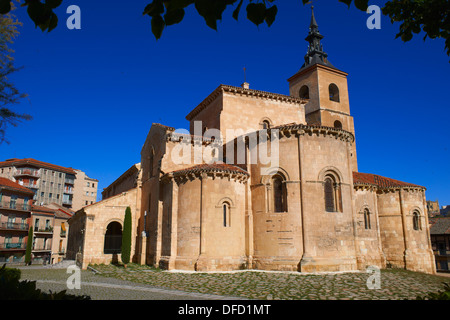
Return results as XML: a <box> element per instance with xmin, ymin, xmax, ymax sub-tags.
<box><xmin>67</xmin><ymin>10</ymin><xmax>436</xmax><ymax>274</ymax></box>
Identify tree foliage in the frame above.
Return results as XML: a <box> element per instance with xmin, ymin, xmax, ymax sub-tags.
<box><xmin>0</xmin><ymin>264</ymin><xmax>91</xmax><ymax>300</ymax></box>
<box><xmin>0</xmin><ymin>2</ymin><xmax>31</xmax><ymax>144</ymax></box>
<box><xmin>24</xmin><ymin>226</ymin><xmax>33</xmax><ymax>265</ymax></box>
<box><xmin>121</xmin><ymin>206</ymin><xmax>132</xmax><ymax>267</ymax></box>
<box><xmin>0</xmin><ymin>1</ymin><xmax>448</xmax><ymax>56</ymax></box>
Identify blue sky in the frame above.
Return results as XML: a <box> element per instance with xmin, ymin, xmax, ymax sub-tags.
<box><xmin>2</xmin><ymin>1</ymin><xmax>450</xmax><ymax>205</ymax></box>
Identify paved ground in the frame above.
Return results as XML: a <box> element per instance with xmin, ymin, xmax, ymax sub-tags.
<box><xmin>16</xmin><ymin>261</ymin><xmax>450</xmax><ymax>300</ymax></box>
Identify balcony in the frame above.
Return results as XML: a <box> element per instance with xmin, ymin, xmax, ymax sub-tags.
<box><xmin>32</xmin><ymin>245</ymin><xmax>51</xmax><ymax>251</ymax></box>
<box><xmin>34</xmin><ymin>226</ymin><xmax>53</xmax><ymax>234</ymax></box>
<box><xmin>0</xmin><ymin>201</ymin><xmax>31</xmax><ymax>212</ymax></box>
<box><xmin>20</xmin><ymin>182</ymin><xmax>39</xmax><ymax>189</ymax></box>
<box><xmin>63</xmin><ymin>189</ymin><xmax>73</xmax><ymax>195</ymax></box>
<box><xmin>0</xmin><ymin>242</ymin><xmax>26</xmax><ymax>250</ymax></box>
<box><xmin>0</xmin><ymin>222</ymin><xmax>29</xmax><ymax>231</ymax></box>
<box><xmin>64</xmin><ymin>178</ymin><xmax>75</xmax><ymax>185</ymax></box>
<box><xmin>14</xmin><ymin>169</ymin><xmax>40</xmax><ymax>178</ymax></box>
<box><xmin>62</xmin><ymin>199</ymin><xmax>72</xmax><ymax>206</ymax></box>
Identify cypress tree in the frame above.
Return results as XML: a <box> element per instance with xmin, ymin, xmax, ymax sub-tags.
<box><xmin>24</xmin><ymin>226</ymin><xmax>33</xmax><ymax>265</ymax></box>
<box><xmin>121</xmin><ymin>206</ymin><xmax>132</xmax><ymax>267</ymax></box>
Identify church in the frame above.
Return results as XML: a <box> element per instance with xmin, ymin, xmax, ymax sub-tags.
<box><xmin>67</xmin><ymin>9</ymin><xmax>436</xmax><ymax>274</ymax></box>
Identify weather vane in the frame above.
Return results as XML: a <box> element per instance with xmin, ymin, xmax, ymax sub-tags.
<box><xmin>243</xmin><ymin>67</ymin><xmax>247</xmax><ymax>83</ymax></box>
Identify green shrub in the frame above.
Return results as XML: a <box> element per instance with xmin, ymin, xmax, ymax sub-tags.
<box><xmin>0</xmin><ymin>264</ymin><xmax>90</xmax><ymax>300</ymax></box>
<box><xmin>121</xmin><ymin>206</ymin><xmax>132</xmax><ymax>267</ymax></box>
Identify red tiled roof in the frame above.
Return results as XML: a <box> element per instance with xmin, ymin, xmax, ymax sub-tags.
<box><xmin>0</xmin><ymin>158</ymin><xmax>76</xmax><ymax>175</ymax></box>
<box><xmin>171</xmin><ymin>163</ymin><xmax>249</xmax><ymax>176</ymax></box>
<box><xmin>0</xmin><ymin>177</ymin><xmax>35</xmax><ymax>195</ymax></box>
<box><xmin>353</xmin><ymin>172</ymin><xmax>425</xmax><ymax>189</ymax></box>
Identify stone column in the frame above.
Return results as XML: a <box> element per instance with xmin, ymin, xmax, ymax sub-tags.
<box><xmin>297</xmin><ymin>132</ymin><xmax>312</xmax><ymax>271</ymax></box>
<box><xmin>196</xmin><ymin>173</ymin><xmax>208</xmax><ymax>271</ymax></box>
<box><xmin>399</xmin><ymin>188</ymin><xmax>410</xmax><ymax>269</ymax></box>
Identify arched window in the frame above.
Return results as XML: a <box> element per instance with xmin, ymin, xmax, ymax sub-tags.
<box><xmin>329</xmin><ymin>83</ymin><xmax>340</xmax><ymax>102</ymax></box>
<box><xmin>324</xmin><ymin>173</ymin><xmax>342</xmax><ymax>212</ymax></box>
<box><xmin>273</xmin><ymin>174</ymin><xmax>288</xmax><ymax>213</ymax></box>
<box><xmin>104</xmin><ymin>221</ymin><xmax>122</xmax><ymax>254</ymax></box>
<box><xmin>223</xmin><ymin>202</ymin><xmax>230</xmax><ymax>227</ymax></box>
<box><xmin>299</xmin><ymin>85</ymin><xmax>310</xmax><ymax>99</ymax></box>
<box><xmin>413</xmin><ymin>211</ymin><xmax>421</xmax><ymax>231</ymax></box>
<box><xmin>364</xmin><ymin>209</ymin><xmax>371</xmax><ymax>229</ymax></box>
<box><xmin>260</xmin><ymin>118</ymin><xmax>272</xmax><ymax>130</ymax></box>
<box><xmin>334</xmin><ymin>120</ymin><xmax>342</xmax><ymax>129</ymax></box>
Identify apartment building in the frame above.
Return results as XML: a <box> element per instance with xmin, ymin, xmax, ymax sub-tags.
<box><xmin>30</xmin><ymin>203</ymin><xmax>73</xmax><ymax>264</ymax></box>
<box><xmin>72</xmin><ymin>169</ymin><xmax>98</xmax><ymax>211</ymax></box>
<box><xmin>0</xmin><ymin>158</ymin><xmax>98</xmax><ymax>211</ymax></box>
<box><xmin>0</xmin><ymin>177</ymin><xmax>34</xmax><ymax>264</ymax></box>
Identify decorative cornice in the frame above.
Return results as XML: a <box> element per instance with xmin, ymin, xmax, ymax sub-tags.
<box><xmin>161</xmin><ymin>163</ymin><xmax>249</xmax><ymax>184</ymax></box>
<box><xmin>185</xmin><ymin>84</ymin><xmax>307</xmax><ymax>121</ymax></box>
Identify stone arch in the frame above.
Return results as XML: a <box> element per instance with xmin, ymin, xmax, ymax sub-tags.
<box><xmin>411</xmin><ymin>208</ymin><xmax>422</xmax><ymax>231</ymax></box>
<box><xmin>259</xmin><ymin>117</ymin><xmax>273</xmax><ymax>130</ymax></box>
<box><xmin>319</xmin><ymin>167</ymin><xmax>343</xmax><ymax>213</ymax></box>
<box><xmin>104</xmin><ymin>221</ymin><xmax>122</xmax><ymax>254</ymax></box>
<box><xmin>317</xmin><ymin>166</ymin><xmax>344</xmax><ymax>183</ymax></box>
<box><xmin>261</xmin><ymin>167</ymin><xmax>290</xmax><ymax>184</ymax></box>
<box><xmin>329</xmin><ymin>83</ymin><xmax>340</xmax><ymax>102</ymax></box>
<box><xmin>216</xmin><ymin>197</ymin><xmax>235</xmax><ymax>228</ymax></box>
<box><xmin>299</xmin><ymin>85</ymin><xmax>310</xmax><ymax>99</ymax></box>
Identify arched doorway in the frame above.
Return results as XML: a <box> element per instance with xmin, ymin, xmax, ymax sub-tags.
<box><xmin>104</xmin><ymin>221</ymin><xmax>122</xmax><ymax>254</ymax></box>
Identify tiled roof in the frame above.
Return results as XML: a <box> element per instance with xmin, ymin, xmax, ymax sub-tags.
<box><xmin>0</xmin><ymin>158</ymin><xmax>76</xmax><ymax>175</ymax></box>
<box><xmin>186</xmin><ymin>84</ymin><xmax>307</xmax><ymax>121</ymax></box>
<box><xmin>429</xmin><ymin>218</ymin><xmax>450</xmax><ymax>235</ymax></box>
<box><xmin>353</xmin><ymin>172</ymin><xmax>425</xmax><ymax>190</ymax></box>
<box><xmin>171</xmin><ymin>163</ymin><xmax>249</xmax><ymax>177</ymax></box>
<box><xmin>0</xmin><ymin>177</ymin><xmax>35</xmax><ymax>195</ymax></box>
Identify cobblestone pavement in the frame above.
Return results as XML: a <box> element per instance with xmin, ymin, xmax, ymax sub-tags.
<box><xmin>17</xmin><ymin>263</ymin><xmax>450</xmax><ymax>300</ymax></box>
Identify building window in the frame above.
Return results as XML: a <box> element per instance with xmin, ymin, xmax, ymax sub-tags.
<box><xmin>299</xmin><ymin>85</ymin><xmax>310</xmax><ymax>99</ymax></box>
<box><xmin>324</xmin><ymin>173</ymin><xmax>342</xmax><ymax>212</ymax></box>
<box><xmin>334</xmin><ymin>120</ymin><xmax>342</xmax><ymax>129</ymax></box>
<box><xmin>329</xmin><ymin>83</ymin><xmax>340</xmax><ymax>102</ymax></box>
<box><xmin>223</xmin><ymin>203</ymin><xmax>230</xmax><ymax>227</ymax></box>
<box><xmin>413</xmin><ymin>211</ymin><xmax>421</xmax><ymax>230</ymax></box>
<box><xmin>273</xmin><ymin>174</ymin><xmax>288</xmax><ymax>213</ymax></box>
<box><xmin>262</xmin><ymin>120</ymin><xmax>271</xmax><ymax>130</ymax></box>
<box><xmin>364</xmin><ymin>209</ymin><xmax>371</xmax><ymax>229</ymax></box>
<box><xmin>92</xmin><ymin>183</ymin><xmax>95</xmax><ymax>188</ymax></box>
<box><xmin>87</xmin><ymin>182</ymin><xmax>90</xmax><ymax>187</ymax></box>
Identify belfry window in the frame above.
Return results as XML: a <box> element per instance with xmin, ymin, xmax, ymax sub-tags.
<box><xmin>273</xmin><ymin>174</ymin><xmax>288</xmax><ymax>213</ymax></box>
<box><xmin>329</xmin><ymin>83</ymin><xmax>340</xmax><ymax>102</ymax></box>
<box><xmin>324</xmin><ymin>173</ymin><xmax>342</xmax><ymax>212</ymax></box>
<box><xmin>299</xmin><ymin>85</ymin><xmax>310</xmax><ymax>99</ymax></box>
<box><xmin>334</xmin><ymin>120</ymin><xmax>342</xmax><ymax>129</ymax></box>
<box><xmin>262</xmin><ymin>120</ymin><xmax>270</xmax><ymax>130</ymax></box>
<box><xmin>364</xmin><ymin>209</ymin><xmax>371</xmax><ymax>229</ymax></box>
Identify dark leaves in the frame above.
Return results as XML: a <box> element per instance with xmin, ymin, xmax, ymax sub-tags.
<box><xmin>0</xmin><ymin>0</ymin><xmax>11</xmax><ymax>15</ymax></box>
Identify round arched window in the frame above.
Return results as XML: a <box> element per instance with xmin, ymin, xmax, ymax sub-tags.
<box><xmin>329</xmin><ymin>84</ymin><xmax>340</xmax><ymax>102</ymax></box>
<box><xmin>299</xmin><ymin>85</ymin><xmax>310</xmax><ymax>99</ymax></box>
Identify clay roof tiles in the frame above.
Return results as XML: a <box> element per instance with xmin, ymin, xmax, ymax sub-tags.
<box><xmin>0</xmin><ymin>177</ymin><xmax>35</xmax><ymax>195</ymax></box>
<box><xmin>353</xmin><ymin>172</ymin><xmax>425</xmax><ymax>190</ymax></box>
<box><xmin>0</xmin><ymin>158</ymin><xmax>77</xmax><ymax>175</ymax></box>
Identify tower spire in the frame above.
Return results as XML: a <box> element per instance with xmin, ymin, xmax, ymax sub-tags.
<box><xmin>300</xmin><ymin>6</ymin><xmax>335</xmax><ymax>71</ymax></box>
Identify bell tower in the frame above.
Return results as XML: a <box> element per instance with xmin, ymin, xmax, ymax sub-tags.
<box><xmin>288</xmin><ymin>7</ymin><xmax>358</xmax><ymax>171</ymax></box>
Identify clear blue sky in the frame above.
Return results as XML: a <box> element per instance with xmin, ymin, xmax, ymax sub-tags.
<box><xmin>2</xmin><ymin>1</ymin><xmax>450</xmax><ymax>205</ymax></box>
